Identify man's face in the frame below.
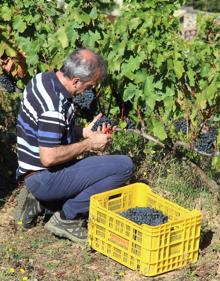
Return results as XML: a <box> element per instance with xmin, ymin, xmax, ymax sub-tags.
<box><xmin>71</xmin><ymin>71</ymin><xmax>101</xmax><ymax>96</ymax></box>
<box><xmin>74</xmin><ymin>79</ymin><xmax>98</xmax><ymax>94</ymax></box>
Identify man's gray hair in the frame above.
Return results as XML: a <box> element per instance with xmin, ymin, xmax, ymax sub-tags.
<box><xmin>60</xmin><ymin>49</ymin><xmax>107</xmax><ymax>82</ymax></box>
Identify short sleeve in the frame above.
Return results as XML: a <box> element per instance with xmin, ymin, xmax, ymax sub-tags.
<box><xmin>38</xmin><ymin>111</ymin><xmax>65</xmax><ymax>147</ymax></box>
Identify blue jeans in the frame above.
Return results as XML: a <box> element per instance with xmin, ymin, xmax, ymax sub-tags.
<box><xmin>25</xmin><ymin>155</ymin><xmax>134</xmax><ymax>219</ymax></box>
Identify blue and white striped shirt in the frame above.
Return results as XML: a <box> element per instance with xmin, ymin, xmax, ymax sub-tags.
<box><xmin>16</xmin><ymin>72</ymin><xmax>76</xmax><ymax>178</ymax></box>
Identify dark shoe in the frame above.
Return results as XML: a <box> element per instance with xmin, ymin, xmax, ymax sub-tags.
<box><xmin>44</xmin><ymin>211</ymin><xmax>88</xmax><ymax>243</ymax></box>
<box><xmin>15</xmin><ymin>186</ymin><xmax>44</xmax><ymax>229</ymax></box>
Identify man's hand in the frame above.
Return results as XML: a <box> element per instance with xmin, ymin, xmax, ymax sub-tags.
<box><xmin>83</xmin><ymin>113</ymin><xmax>103</xmax><ymax>138</ymax></box>
<box><xmin>87</xmin><ymin>132</ymin><xmax>112</xmax><ymax>151</ymax></box>
<box><xmin>83</xmin><ymin>113</ymin><xmax>116</xmax><ymax>137</ymax></box>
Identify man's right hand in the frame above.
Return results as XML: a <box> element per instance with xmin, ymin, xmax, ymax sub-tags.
<box><xmin>88</xmin><ymin>132</ymin><xmax>112</xmax><ymax>151</ymax></box>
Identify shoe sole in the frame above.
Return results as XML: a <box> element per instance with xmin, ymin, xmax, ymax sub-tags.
<box><xmin>13</xmin><ymin>186</ymin><xmax>29</xmax><ymax>223</ymax></box>
<box><xmin>44</xmin><ymin>222</ymin><xmax>87</xmax><ymax>244</ymax></box>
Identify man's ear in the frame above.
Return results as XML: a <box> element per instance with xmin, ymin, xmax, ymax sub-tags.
<box><xmin>72</xmin><ymin>77</ymin><xmax>80</xmax><ymax>86</ymax></box>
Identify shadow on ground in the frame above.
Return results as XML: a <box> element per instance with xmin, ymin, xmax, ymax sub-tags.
<box><xmin>200</xmin><ymin>229</ymin><xmax>214</xmax><ymax>250</ymax></box>
<box><xmin>0</xmin><ymin>132</ymin><xmax>18</xmax><ymax>208</ymax></box>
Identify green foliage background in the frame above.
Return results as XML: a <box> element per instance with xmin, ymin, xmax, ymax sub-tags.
<box><xmin>0</xmin><ymin>0</ymin><xmax>219</xmax><ymax>169</ymax></box>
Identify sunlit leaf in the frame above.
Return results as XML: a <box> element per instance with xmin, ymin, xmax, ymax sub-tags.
<box><xmin>123</xmin><ymin>83</ymin><xmax>137</xmax><ymax>101</ymax></box>
<box><xmin>153</xmin><ymin>120</ymin><xmax>167</xmax><ymax>140</ymax></box>
<box><xmin>1</xmin><ymin>5</ymin><xmax>12</xmax><ymax>21</ymax></box>
<box><xmin>174</xmin><ymin>60</ymin><xmax>184</xmax><ymax>79</ymax></box>
<box><xmin>13</xmin><ymin>16</ymin><xmax>26</xmax><ymax>33</ymax></box>
<box><xmin>56</xmin><ymin>27</ymin><xmax>69</xmax><ymax>49</ymax></box>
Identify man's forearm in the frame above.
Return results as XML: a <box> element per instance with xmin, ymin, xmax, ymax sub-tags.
<box><xmin>39</xmin><ymin>139</ymin><xmax>91</xmax><ymax>167</ymax></box>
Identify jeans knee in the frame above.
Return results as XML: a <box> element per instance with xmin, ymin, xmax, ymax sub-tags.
<box><xmin>120</xmin><ymin>155</ymin><xmax>135</xmax><ymax>177</ymax></box>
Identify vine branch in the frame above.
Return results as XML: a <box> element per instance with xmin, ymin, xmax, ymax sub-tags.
<box><xmin>115</xmin><ymin>128</ymin><xmax>220</xmax><ymax>193</ymax></box>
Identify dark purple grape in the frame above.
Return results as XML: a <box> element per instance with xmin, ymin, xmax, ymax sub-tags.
<box><xmin>125</xmin><ymin>118</ymin><xmax>135</xmax><ymax>129</ymax></box>
<box><xmin>195</xmin><ymin>128</ymin><xmax>217</xmax><ymax>153</ymax></box>
<box><xmin>175</xmin><ymin>119</ymin><xmax>188</xmax><ymax>134</ymax></box>
<box><xmin>120</xmin><ymin>207</ymin><xmax>168</xmax><ymax>226</ymax></box>
<box><xmin>73</xmin><ymin>90</ymin><xmax>95</xmax><ymax>109</ymax></box>
<box><xmin>91</xmin><ymin>115</ymin><xmax>114</xmax><ymax>131</ymax></box>
<box><xmin>0</xmin><ymin>74</ymin><xmax>15</xmax><ymax>93</ymax></box>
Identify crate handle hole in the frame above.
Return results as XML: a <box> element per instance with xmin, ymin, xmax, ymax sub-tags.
<box><xmin>108</xmin><ymin>193</ymin><xmax>122</xmax><ymax>200</ymax></box>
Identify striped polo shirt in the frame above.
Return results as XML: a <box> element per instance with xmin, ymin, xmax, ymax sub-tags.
<box><xmin>16</xmin><ymin>71</ymin><xmax>76</xmax><ymax>178</ymax></box>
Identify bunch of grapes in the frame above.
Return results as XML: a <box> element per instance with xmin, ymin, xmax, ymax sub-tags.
<box><xmin>175</xmin><ymin>119</ymin><xmax>188</xmax><ymax>134</ymax></box>
<box><xmin>73</xmin><ymin>90</ymin><xmax>95</xmax><ymax>109</ymax></box>
<box><xmin>125</xmin><ymin>118</ymin><xmax>135</xmax><ymax>129</ymax></box>
<box><xmin>91</xmin><ymin>115</ymin><xmax>114</xmax><ymax>132</ymax></box>
<box><xmin>195</xmin><ymin>128</ymin><xmax>217</xmax><ymax>153</ymax></box>
<box><xmin>0</xmin><ymin>74</ymin><xmax>15</xmax><ymax>93</ymax></box>
<box><xmin>120</xmin><ymin>207</ymin><xmax>168</xmax><ymax>226</ymax></box>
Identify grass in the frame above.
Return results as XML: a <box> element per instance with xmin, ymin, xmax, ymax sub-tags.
<box><xmin>135</xmin><ymin>154</ymin><xmax>219</xmax><ymax>214</ymax></box>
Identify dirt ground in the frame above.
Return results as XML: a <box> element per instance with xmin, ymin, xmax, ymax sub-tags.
<box><xmin>0</xmin><ymin>185</ymin><xmax>220</xmax><ymax>281</ymax></box>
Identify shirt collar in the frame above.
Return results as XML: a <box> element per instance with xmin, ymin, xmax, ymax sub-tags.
<box><xmin>51</xmin><ymin>71</ymin><xmax>72</xmax><ymax>99</ymax></box>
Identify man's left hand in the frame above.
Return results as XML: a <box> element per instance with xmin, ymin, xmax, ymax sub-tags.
<box><xmin>83</xmin><ymin>113</ymin><xmax>102</xmax><ymax>138</ymax></box>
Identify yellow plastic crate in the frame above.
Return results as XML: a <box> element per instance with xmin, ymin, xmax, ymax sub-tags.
<box><xmin>88</xmin><ymin>183</ymin><xmax>202</xmax><ymax>277</ymax></box>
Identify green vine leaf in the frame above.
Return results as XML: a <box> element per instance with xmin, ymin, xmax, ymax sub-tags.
<box><xmin>1</xmin><ymin>5</ymin><xmax>12</xmax><ymax>21</ymax></box>
<box><xmin>153</xmin><ymin>120</ymin><xmax>167</xmax><ymax>140</ymax></box>
<box><xmin>89</xmin><ymin>7</ymin><xmax>98</xmax><ymax>20</ymax></box>
<box><xmin>206</xmin><ymin>81</ymin><xmax>217</xmax><ymax>102</ymax></box>
<box><xmin>13</xmin><ymin>16</ymin><xmax>27</xmax><ymax>33</ymax></box>
<box><xmin>187</xmin><ymin>69</ymin><xmax>195</xmax><ymax>87</ymax></box>
<box><xmin>56</xmin><ymin>27</ymin><xmax>69</xmax><ymax>49</ymax></box>
<box><xmin>123</xmin><ymin>83</ymin><xmax>137</xmax><ymax>101</ymax></box>
<box><xmin>0</xmin><ymin>41</ymin><xmax>16</xmax><ymax>57</ymax></box>
<box><xmin>196</xmin><ymin>93</ymin><xmax>207</xmax><ymax>110</ymax></box>
<box><xmin>144</xmin><ymin>75</ymin><xmax>155</xmax><ymax>110</ymax></box>
<box><xmin>173</xmin><ymin>60</ymin><xmax>184</xmax><ymax>79</ymax></box>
